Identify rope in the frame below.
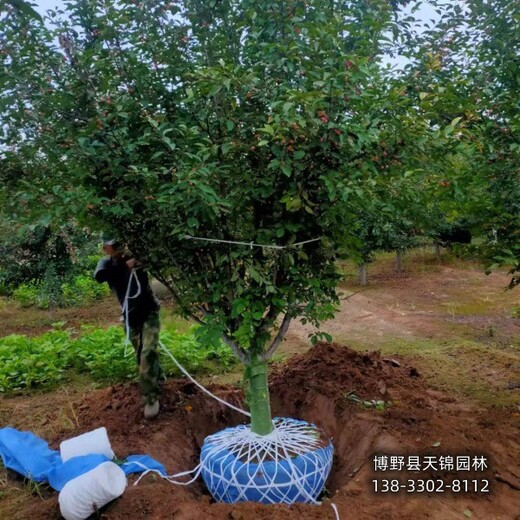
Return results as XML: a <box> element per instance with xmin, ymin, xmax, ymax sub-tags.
<box><xmin>122</xmin><ymin>269</ymin><xmax>142</xmax><ymax>357</ymax></box>
<box><xmin>121</xmin><ymin>268</ymin><xmax>250</xmax><ymax>417</ymax></box>
<box><xmin>183</xmin><ymin>235</ymin><xmax>321</xmax><ymax>250</ymax></box>
<box><xmin>158</xmin><ymin>340</ymin><xmax>251</xmax><ymax>417</ymax></box>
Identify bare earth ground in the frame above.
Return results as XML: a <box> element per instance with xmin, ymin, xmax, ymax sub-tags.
<box><xmin>0</xmin><ymin>252</ymin><xmax>519</xmax><ymax>519</ymax></box>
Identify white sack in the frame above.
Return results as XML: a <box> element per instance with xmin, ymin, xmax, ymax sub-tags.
<box><xmin>60</xmin><ymin>427</ymin><xmax>115</xmax><ymax>462</ymax></box>
<box><xmin>59</xmin><ymin>461</ymin><xmax>127</xmax><ymax>520</ymax></box>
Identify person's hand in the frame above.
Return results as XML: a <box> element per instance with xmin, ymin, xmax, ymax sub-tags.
<box><xmin>126</xmin><ymin>258</ymin><xmax>140</xmax><ymax>270</ymax></box>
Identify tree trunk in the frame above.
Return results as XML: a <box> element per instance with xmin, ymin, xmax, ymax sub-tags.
<box><xmin>396</xmin><ymin>250</ymin><xmax>403</xmax><ymax>273</ymax></box>
<box><xmin>358</xmin><ymin>263</ymin><xmax>367</xmax><ymax>286</ymax></box>
<box><xmin>435</xmin><ymin>242</ymin><xmax>442</xmax><ymax>262</ymax></box>
<box><xmin>244</xmin><ymin>358</ymin><xmax>273</xmax><ymax>435</ymax></box>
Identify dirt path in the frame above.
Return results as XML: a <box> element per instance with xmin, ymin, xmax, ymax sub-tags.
<box><xmin>283</xmin><ymin>265</ymin><xmax>520</xmax><ymax>407</ymax></box>
<box><xmin>288</xmin><ymin>266</ymin><xmax>519</xmax><ymax>348</ymax></box>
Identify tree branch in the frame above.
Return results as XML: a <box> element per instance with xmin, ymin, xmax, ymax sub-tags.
<box><xmin>220</xmin><ymin>334</ymin><xmax>249</xmax><ymax>364</ymax></box>
<box><xmin>260</xmin><ymin>311</ymin><xmax>293</xmax><ymax>361</ymax></box>
<box><xmin>196</xmin><ymin>303</ymin><xmax>249</xmax><ymax>363</ymax></box>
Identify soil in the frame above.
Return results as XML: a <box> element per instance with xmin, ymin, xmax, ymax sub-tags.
<box><xmin>3</xmin><ymin>343</ymin><xmax>520</xmax><ymax>520</ymax></box>
<box><xmin>287</xmin><ymin>265</ymin><xmax>520</xmax><ymax>352</ymax></box>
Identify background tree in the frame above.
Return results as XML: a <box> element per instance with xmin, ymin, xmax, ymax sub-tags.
<box><xmin>394</xmin><ymin>0</ymin><xmax>519</xmax><ymax>286</ymax></box>
<box><xmin>0</xmin><ymin>0</ymin><xmax>42</xmax><ymax>21</ymax></box>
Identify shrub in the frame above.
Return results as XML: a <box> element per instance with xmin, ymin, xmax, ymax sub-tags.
<box><xmin>61</xmin><ymin>275</ymin><xmax>110</xmax><ymax>306</ymax></box>
<box><xmin>11</xmin><ymin>273</ymin><xmax>109</xmax><ymax>309</ymax></box>
<box><xmin>12</xmin><ymin>282</ymin><xmax>40</xmax><ymax>308</ymax></box>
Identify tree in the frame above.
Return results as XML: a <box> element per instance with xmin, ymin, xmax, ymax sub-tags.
<box><xmin>395</xmin><ymin>0</ymin><xmax>520</xmax><ymax>286</ymax></box>
<box><xmin>464</xmin><ymin>0</ymin><xmax>520</xmax><ymax>287</ymax></box>
<box><xmin>1</xmin><ymin>0</ymin><xmax>468</xmax><ymax>434</ymax></box>
<box><xmin>350</xmin><ymin>175</ymin><xmax>430</xmax><ymax>283</ymax></box>
<box><xmin>0</xmin><ymin>0</ymin><xmax>42</xmax><ymax>22</ymax></box>
<box><xmin>1</xmin><ymin>0</ymin><xmax>421</xmax><ymax>435</ymax></box>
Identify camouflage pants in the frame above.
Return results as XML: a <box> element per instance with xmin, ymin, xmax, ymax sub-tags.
<box><xmin>129</xmin><ymin>310</ymin><xmax>161</xmax><ymax>405</ymax></box>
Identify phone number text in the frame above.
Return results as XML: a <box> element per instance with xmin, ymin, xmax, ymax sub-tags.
<box><xmin>372</xmin><ymin>479</ymin><xmax>490</xmax><ymax>494</ymax></box>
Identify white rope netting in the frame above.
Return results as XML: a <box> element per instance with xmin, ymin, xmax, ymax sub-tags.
<box><xmin>129</xmin><ymin>418</ymin><xmax>333</xmax><ymax>506</ymax></box>
<box><xmin>199</xmin><ymin>418</ymin><xmax>334</xmax><ymax>504</ymax></box>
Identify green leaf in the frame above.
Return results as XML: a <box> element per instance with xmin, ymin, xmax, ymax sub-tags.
<box><xmin>8</xmin><ymin>0</ymin><xmax>42</xmax><ymax>21</ymax></box>
<box><xmin>281</xmin><ymin>164</ymin><xmax>292</xmax><ymax>177</ymax></box>
<box><xmin>450</xmin><ymin>117</ymin><xmax>462</xmax><ymax>127</ymax></box>
<box><xmin>258</xmin><ymin>140</ymin><xmax>269</xmax><ymax>147</ymax></box>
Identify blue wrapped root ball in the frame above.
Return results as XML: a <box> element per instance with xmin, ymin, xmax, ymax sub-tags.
<box><xmin>200</xmin><ymin>418</ymin><xmax>333</xmax><ymax>504</ymax></box>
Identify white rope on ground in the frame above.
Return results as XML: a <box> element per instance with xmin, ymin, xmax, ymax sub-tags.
<box><xmin>183</xmin><ymin>235</ymin><xmax>321</xmax><ymax>250</ymax></box>
<box><xmin>331</xmin><ymin>503</ymin><xmax>341</xmax><ymax>520</ymax></box>
<box><xmin>123</xmin><ymin>459</ymin><xmax>203</xmax><ymax>487</ymax></box>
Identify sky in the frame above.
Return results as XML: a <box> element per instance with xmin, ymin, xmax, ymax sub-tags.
<box><xmin>33</xmin><ymin>0</ymin><xmax>444</xmax><ymax>30</ymax></box>
<box><xmin>31</xmin><ymin>0</ymin><xmax>445</xmax><ymax>69</ymax></box>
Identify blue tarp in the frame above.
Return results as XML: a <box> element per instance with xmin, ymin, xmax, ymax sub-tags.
<box><xmin>123</xmin><ymin>454</ymin><xmax>167</xmax><ymax>476</ymax></box>
<box><xmin>0</xmin><ymin>427</ymin><xmax>167</xmax><ymax>491</ymax></box>
<box><xmin>0</xmin><ymin>427</ymin><xmax>61</xmax><ymax>482</ymax></box>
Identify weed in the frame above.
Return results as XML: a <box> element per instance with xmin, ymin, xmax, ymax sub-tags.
<box><xmin>346</xmin><ymin>393</ymin><xmax>392</xmax><ymax>411</ymax></box>
<box><xmin>25</xmin><ymin>479</ymin><xmax>48</xmax><ymax>500</ymax></box>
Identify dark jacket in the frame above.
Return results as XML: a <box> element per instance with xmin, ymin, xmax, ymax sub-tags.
<box><xmin>94</xmin><ymin>256</ymin><xmax>160</xmax><ymax>328</ymax></box>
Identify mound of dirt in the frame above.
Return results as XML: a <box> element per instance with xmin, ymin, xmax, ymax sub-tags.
<box><xmin>11</xmin><ymin>343</ymin><xmax>520</xmax><ymax>520</ymax></box>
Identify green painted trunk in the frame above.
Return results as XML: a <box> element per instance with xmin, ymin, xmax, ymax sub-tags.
<box><xmin>244</xmin><ymin>358</ymin><xmax>273</xmax><ymax>436</ymax></box>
